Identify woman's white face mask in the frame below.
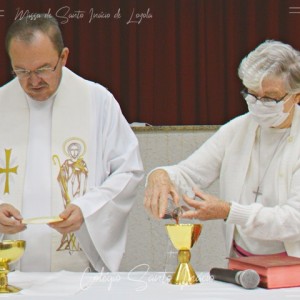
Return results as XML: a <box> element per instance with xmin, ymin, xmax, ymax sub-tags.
<box><xmin>245</xmin><ymin>94</ymin><xmax>294</xmax><ymax>128</ymax></box>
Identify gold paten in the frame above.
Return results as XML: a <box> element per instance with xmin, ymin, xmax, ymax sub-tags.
<box><xmin>22</xmin><ymin>216</ymin><xmax>63</xmax><ymax>224</ymax></box>
<box><xmin>0</xmin><ymin>240</ymin><xmax>26</xmax><ymax>293</ymax></box>
<box><xmin>165</xmin><ymin>224</ymin><xmax>202</xmax><ymax>285</ymax></box>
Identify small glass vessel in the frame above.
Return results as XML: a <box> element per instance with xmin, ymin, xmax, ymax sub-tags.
<box><xmin>162</xmin><ymin>198</ymin><xmax>185</xmax><ymax>223</ymax></box>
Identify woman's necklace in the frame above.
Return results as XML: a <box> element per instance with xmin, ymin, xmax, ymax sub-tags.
<box><xmin>253</xmin><ymin>127</ymin><xmax>289</xmax><ymax>202</ymax></box>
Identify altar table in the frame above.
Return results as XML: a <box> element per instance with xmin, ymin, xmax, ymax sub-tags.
<box><xmin>1</xmin><ymin>270</ymin><xmax>300</xmax><ymax>300</ymax></box>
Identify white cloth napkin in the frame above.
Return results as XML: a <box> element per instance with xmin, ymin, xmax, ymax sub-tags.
<box><xmin>8</xmin><ymin>271</ymin><xmax>84</xmax><ymax>296</ymax></box>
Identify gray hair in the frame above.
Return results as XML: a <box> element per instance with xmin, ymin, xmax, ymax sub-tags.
<box><xmin>5</xmin><ymin>13</ymin><xmax>64</xmax><ymax>55</ymax></box>
<box><xmin>238</xmin><ymin>40</ymin><xmax>300</xmax><ymax>94</ymax></box>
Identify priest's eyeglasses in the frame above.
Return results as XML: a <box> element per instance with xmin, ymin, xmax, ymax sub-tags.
<box><xmin>12</xmin><ymin>55</ymin><xmax>62</xmax><ymax>80</ymax></box>
<box><xmin>241</xmin><ymin>88</ymin><xmax>288</xmax><ymax>106</ymax></box>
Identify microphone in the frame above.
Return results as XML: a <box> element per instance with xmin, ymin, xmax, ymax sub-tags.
<box><xmin>209</xmin><ymin>268</ymin><xmax>260</xmax><ymax>289</ymax></box>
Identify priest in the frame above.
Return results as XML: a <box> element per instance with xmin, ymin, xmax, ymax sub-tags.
<box><xmin>0</xmin><ymin>14</ymin><xmax>143</xmax><ymax>272</ymax></box>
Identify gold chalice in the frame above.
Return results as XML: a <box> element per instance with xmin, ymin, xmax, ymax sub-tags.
<box><xmin>0</xmin><ymin>240</ymin><xmax>26</xmax><ymax>293</ymax></box>
<box><xmin>165</xmin><ymin>224</ymin><xmax>202</xmax><ymax>285</ymax></box>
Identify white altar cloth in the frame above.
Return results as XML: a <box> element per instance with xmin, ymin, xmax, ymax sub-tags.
<box><xmin>1</xmin><ymin>270</ymin><xmax>299</xmax><ymax>300</ymax></box>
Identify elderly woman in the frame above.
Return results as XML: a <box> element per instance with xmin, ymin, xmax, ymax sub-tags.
<box><xmin>144</xmin><ymin>40</ymin><xmax>300</xmax><ymax>258</ymax></box>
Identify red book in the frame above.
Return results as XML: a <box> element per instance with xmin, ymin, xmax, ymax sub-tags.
<box><xmin>228</xmin><ymin>255</ymin><xmax>300</xmax><ymax>289</ymax></box>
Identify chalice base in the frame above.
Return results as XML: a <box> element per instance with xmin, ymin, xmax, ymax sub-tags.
<box><xmin>170</xmin><ymin>262</ymin><xmax>200</xmax><ymax>285</ymax></box>
<box><xmin>0</xmin><ymin>285</ymin><xmax>21</xmax><ymax>293</ymax></box>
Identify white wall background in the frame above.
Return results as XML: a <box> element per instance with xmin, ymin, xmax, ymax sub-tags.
<box><xmin>119</xmin><ymin>126</ymin><xmax>228</xmax><ymax>273</ymax></box>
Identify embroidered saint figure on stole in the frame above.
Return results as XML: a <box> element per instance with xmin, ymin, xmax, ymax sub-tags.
<box><xmin>52</xmin><ymin>138</ymin><xmax>88</xmax><ymax>253</ymax></box>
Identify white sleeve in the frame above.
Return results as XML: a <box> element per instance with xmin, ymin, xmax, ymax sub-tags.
<box><xmin>154</xmin><ymin>123</ymin><xmax>232</xmax><ymax>194</ymax></box>
<box><xmin>73</xmin><ymin>86</ymin><xmax>144</xmax><ymax>271</ymax></box>
<box><xmin>226</xmin><ymin>162</ymin><xmax>300</xmax><ymax>242</ymax></box>
<box><xmin>72</xmin><ymin>90</ymin><xmax>143</xmax><ymax>217</ymax></box>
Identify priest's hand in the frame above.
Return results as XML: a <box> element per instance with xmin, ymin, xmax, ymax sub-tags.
<box><xmin>0</xmin><ymin>203</ymin><xmax>26</xmax><ymax>234</ymax></box>
<box><xmin>49</xmin><ymin>204</ymin><xmax>84</xmax><ymax>234</ymax></box>
<box><xmin>181</xmin><ymin>189</ymin><xmax>231</xmax><ymax>220</ymax></box>
<box><xmin>144</xmin><ymin>169</ymin><xmax>180</xmax><ymax>219</ymax></box>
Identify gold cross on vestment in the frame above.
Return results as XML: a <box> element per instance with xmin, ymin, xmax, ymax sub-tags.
<box><xmin>0</xmin><ymin>149</ymin><xmax>18</xmax><ymax>194</ymax></box>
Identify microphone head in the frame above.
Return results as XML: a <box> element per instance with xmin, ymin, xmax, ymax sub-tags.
<box><xmin>239</xmin><ymin>269</ymin><xmax>260</xmax><ymax>289</ymax></box>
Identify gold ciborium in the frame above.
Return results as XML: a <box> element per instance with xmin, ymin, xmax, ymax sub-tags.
<box><xmin>0</xmin><ymin>240</ymin><xmax>26</xmax><ymax>293</ymax></box>
<box><xmin>165</xmin><ymin>224</ymin><xmax>202</xmax><ymax>285</ymax></box>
